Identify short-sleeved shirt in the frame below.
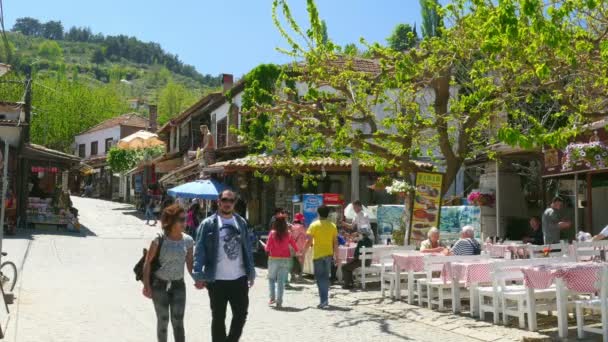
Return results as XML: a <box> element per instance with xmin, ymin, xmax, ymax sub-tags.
<box><xmin>542</xmin><ymin>208</ymin><xmax>562</xmax><ymax>244</ymax></box>
<box><xmin>598</xmin><ymin>225</ymin><xmax>608</xmax><ymax>238</ymax></box>
<box><xmin>307</xmin><ymin>219</ymin><xmax>338</xmax><ymax>260</ymax></box>
<box><xmin>420</xmin><ymin>239</ymin><xmax>445</xmax><ymax>252</ymax></box>
<box><xmin>155</xmin><ymin>233</ymin><xmax>194</xmax><ymax>281</ymax></box>
<box><xmin>451</xmin><ymin>238</ymin><xmax>481</xmax><ymax>256</ymax></box>
<box><xmin>215</xmin><ymin>216</ymin><xmax>246</xmax><ymax>280</ymax></box>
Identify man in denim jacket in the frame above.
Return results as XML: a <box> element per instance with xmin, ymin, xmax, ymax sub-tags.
<box><xmin>193</xmin><ymin>189</ymin><xmax>255</xmax><ymax>342</ymax></box>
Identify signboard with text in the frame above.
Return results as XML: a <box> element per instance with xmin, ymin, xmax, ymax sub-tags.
<box><xmin>409</xmin><ymin>172</ymin><xmax>443</xmax><ymax>244</ymax></box>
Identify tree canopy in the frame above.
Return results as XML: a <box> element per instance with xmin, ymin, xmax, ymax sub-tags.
<box><xmin>240</xmin><ymin>0</ymin><xmax>608</xmax><ymax>197</ymax></box>
<box><xmin>387</xmin><ymin>23</ymin><xmax>418</xmax><ymax>51</ymax></box>
<box><xmin>11</xmin><ymin>17</ymin><xmax>220</xmax><ymax>86</ymax></box>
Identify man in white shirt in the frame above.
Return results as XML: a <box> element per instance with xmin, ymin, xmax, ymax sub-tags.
<box><xmin>342</xmin><ymin>200</ymin><xmax>375</xmax><ymax>242</ymax></box>
<box><xmin>193</xmin><ymin>189</ymin><xmax>255</xmax><ymax>342</ymax></box>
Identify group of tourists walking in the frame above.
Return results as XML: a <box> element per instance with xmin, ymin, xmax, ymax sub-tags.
<box><xmin>142</xmin><ymin>189</ymin><xmax>254</xmax><ymax>342</ymax></box>
<box><xmin>141</xmin><ymin>190</ymin><xmax>357</xmax><ymax>342</ymax></box>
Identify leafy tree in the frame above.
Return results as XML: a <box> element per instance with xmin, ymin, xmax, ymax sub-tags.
<box><xmin>247</xmin><ymin>0</ymin><xmax>608</xmax><ymax>238</ymax></box>
<box><xmin>157</xmin><ymin>80</ymin><xmax>199</xmax><ymax>125</ymax></box>
<box><xmin>12</xmin><ymin>17</ymin><xmax>43</xmax><ymax>36</ymax></box>
<box><xmin>65</xmin><ymin>26</ymin><xmax>92</xmax><ymax>42</ymax></box>
<box><xmin>321</xmin><ymin>20</ymin><xmax>329</xmax><ymax>45</ymax></box>
<box><xmin>42</xmin><ymin>21</ymin><xmax>64</xmax><ymax>40</ymax></box>
<box><xmin>37</xmin><ymin>40</ymin><xmax>63</xmax><ymax>62</ymax></box>
<box><xmin>387</xmin><ymin>23</ymin><xmax>418</xmax><ymax>51</ymax></box>
<box><xmin>91</xmin><ymin>48</ymin><xmax>105</xmax><ymax>64</ymax></box>
<box><xmin>107</xmin><ymin>146</ymin><xmax>164</xmax><ymax>173</ymax></box>
<box><xmin>0</xmin><ymin>74</ymin><xmax>130</xmax><ymax>152</ymax></box>
<box><xmin>343</xmin><ymin>43</ymin><xmax>359</xmax><ymax>56</ymax></box>
<box><xmin>419</xmin><ymin>0</ymin><xmax>442</xmax><ymax>38</ymax></box>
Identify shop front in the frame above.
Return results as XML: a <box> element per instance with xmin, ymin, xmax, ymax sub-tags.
<box><xmin>20</xmin><ymin>144</ymin><xmax>81</xmax><ymax>230</ymax></box>
<box><xmin>542</xmin><ymin>120</ymin><xmax>608</xmax><ymax>236</ymax></box>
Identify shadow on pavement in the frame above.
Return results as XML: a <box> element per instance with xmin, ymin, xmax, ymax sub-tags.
<box><xmin>274</xmin><ymin>306</ymin><xmax>310</xmax><ymax>313</ymax></box>
<box><xmin>333</xmin><ymin>310</ymin><xmax>411</xmax><ymax>340</ymax></box>
<box><xmin>7</xmin><ymin>223</ymin><xmax>98</xmax><ymax>239</ymax></box>
<box><xmin>324</xmin><ymin>305</ymin><xmax>352</xmax><ymax>312</ymax></box>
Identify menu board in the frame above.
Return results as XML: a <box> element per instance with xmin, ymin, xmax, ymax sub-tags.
<box><xmin>409</xmin><ymin>172</ymin><xmax>443</xmax><ymax>244</ymax></box>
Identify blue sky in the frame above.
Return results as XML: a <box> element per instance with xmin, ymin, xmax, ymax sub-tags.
<box><xmin>4</xmin><ymin>1</ymin><xmax>423</xmax><ymax>77</ymax></box>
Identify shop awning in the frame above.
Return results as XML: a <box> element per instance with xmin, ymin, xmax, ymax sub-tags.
<box><xmin>23</xmin><ymin>143</ymin><xmax>81</xmax><ymax>166</ymax></box>
<box><xmin>71</xmin><ymin>162</ymin><xmax>93</xmax><ymax>175</ymax></box>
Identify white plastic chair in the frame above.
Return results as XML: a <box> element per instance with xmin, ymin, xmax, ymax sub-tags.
<box><xmin>417</xmin><ymin>254</ymin><xmax>489</xmax><ymax>311</ymax></box>
<box><xmin>380</xmin><ymin>254</ymin><xmax>407</xmax><ymax>298</ymax></box>
<box><xmin>576</xmin><ymin>264</ymin><xmax>608</xmax><ymax>341</ymax></box>
<box><xmin>477</xmin><ymin>256</ymin><xmax>574</xmax><ymax>328</ymax></box>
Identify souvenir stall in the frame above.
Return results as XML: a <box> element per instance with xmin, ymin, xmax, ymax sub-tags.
<box><xmin>21</xmin><ymin>144</ymin><xmax>81</xmax><ymax>230</ymax></box>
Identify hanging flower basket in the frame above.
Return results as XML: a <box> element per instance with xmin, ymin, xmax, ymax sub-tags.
<box><xmin>467</xmin><ymin>191</ymin><xmax>495</xmax><ymax>207</ymax></box>
<box><xmin>385</xmin><ymin>179</ymin><xmax>415</xmax><ymax>195</ymax></box>
<box><xmin>562</xmin><ymin>141</ymin><xmax>608</xmax><ymax>171</ymax></box>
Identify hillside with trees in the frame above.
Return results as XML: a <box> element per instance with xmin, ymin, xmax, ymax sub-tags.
<box><xmin>0</xmin><ymin>17</ymin><xmax>222</xmax><ymax>153</ymax></box>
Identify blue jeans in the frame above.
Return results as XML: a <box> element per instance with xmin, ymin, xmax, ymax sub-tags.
<box><xmin>313</xmin><ymin>256</ymin><xmax>332</xmax><ymax>305</ymax></box>
<box><xmin>145</xmin><ymin>207</ymin><xmax>156</xmax><ymax>222</ymax></box>
<box><xmin>267</xmin><ymin>258</ymin><xmax>290</xmax><ymax>304</ymax></box>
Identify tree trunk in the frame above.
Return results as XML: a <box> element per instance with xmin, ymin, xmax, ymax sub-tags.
<box><xmin>402</xmin><ymin>190</ymin><xmax>414</xmax><ymax>245</ymax></box>
<box><xmin>432</xmin><ymin>70</ymin><xmax>465</xmax><ymax>196</ymax></box>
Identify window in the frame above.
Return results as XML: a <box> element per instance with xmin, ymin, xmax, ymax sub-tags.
<box><xmin>78</xmin><ymin>144</ymin><xmax>85</xmax><ymax>158</ymax></box>
<box><xmin>216</xmin><ymin>117</ymin><xmax>227</xmax><ymax>148</ymax></box>
<box><xmin>91</xmin><ymin>141</ymin><xmax>98</xmax><ymax>156</ymax></box>
<box><xmin>105</xmin><ymin>138</ymin><xmax>113</xmax><ymax>153</ymax></box>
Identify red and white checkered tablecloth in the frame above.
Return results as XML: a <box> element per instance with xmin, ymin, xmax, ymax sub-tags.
<box><xmin>485</xmin><ymin>243</ymin><xmax>530</xmax><ymax>258</ymax></box>
<box><xmin>442</xmin><ymin>261</ymin><xmax>494</xmax><ymax>287</ymax></box>
<box><xmin>522</xmin><ymin>263</ymin><xmax>603</xmax><ymax>293</ymax></box>
<box><xmin>338</xmin><ymin>246</ymin><xmax>356</xmax><ymax>262</ymax></box>
<box><xmin>392</xmin><ymin>252</ymin><xmax>426</xmax><ymax>272</ymax></box>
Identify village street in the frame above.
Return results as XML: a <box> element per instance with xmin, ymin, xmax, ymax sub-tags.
<box><xmin>0</xmin><ymin>197</ymin><xmax>566</xmax><ymax>342</ymax></box>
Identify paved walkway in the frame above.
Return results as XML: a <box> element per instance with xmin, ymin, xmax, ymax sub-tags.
<box><xmin>0</xmin><ymin>197</ymin><xmax>580</xmax><ymax>341</ymax></box>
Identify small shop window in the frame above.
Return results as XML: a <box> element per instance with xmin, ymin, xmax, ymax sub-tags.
<box><xmin>78</xmin><ymin>144</ymin><xmax>85</xmax><ymax>158</ymax></box>
<box><xmin>91</xmin><ymin>141</ymin><xmax>98</xmax><ymax>156</ymax></box>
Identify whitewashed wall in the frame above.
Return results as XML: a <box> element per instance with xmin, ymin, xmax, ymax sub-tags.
<box><xmin>74</xmin><ymin>126</ymin><xmax>121</xmax><ymax>158</ymax></box>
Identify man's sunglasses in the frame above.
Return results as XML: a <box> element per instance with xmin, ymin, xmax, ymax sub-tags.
<box><xmin>220</xmin><ymin>197</ymin><xmax>236</xmax><ymax>203</ymax></box>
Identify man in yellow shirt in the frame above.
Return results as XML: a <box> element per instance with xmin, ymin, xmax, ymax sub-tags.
<box><xmin>304</xmin><ymin>205</ymin><xmax>338</xmax><ymax>309</ymax></box>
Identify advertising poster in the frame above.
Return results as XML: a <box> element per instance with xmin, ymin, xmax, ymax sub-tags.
<box><xmin>377</xmin><ymin>205</ymin><xmax>405</xmax><ymax>242</ymax></box>
<box><xmin>410</xmin><ymin>172</ymin><xmax>443</xmax><ymax>243</ymax></box>
<box><xmin>302</xmin><ymin>194</ymin><xmax>323</xmax><ymax>227</ymax></box>
<box><xmin>439</xmin><ymin>206</ymin><xmax>481</xmax><ymax>240</ymax></box>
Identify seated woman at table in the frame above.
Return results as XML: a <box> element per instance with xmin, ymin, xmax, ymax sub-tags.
<box><xmin>420</xmin><ymin>227</ymin><xmax>446</xmax><ymax>253</ymax></box>
<box><xmin>449</xmin><ymin>226</ymin><xmax>481</xmax><ymax>256</ymax></box>
<box><xmin>522</xmin><ymin>216</ymin><xmax>544</xmax><ymax>245</ymax></box>
<box><xmin>341</xmin><ymin>230</ymin><xmax>374</xmax><ymax>290</ymax></box>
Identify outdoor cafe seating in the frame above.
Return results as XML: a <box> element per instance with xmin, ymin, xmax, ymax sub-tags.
<box><xmin>348</xmin><ymin>238</ymin><xmax>608</xmax><ymax>341</ymax></box>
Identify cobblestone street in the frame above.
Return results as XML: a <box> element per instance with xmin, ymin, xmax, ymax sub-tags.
<box><xmin>0</xmin><ymin>197</ymin><xmax>569</xmax><ymax>341</ymax></box>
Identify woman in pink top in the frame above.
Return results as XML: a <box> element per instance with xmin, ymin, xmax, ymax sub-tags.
<box><xmin>265</xmin><ymin>217</ymin><xmax>299</xmax><ymax>308</ymax></box>
<box><xmin>290</xmin><ymin>213</ymin><xmax>308</xmax><ymax>281</ymax></box>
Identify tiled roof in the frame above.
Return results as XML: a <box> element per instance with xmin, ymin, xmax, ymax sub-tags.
<box><xmin>294</xmin><ymin>56</ymin><xmax>382</xmax><ymax>76</ymax></box>
<box><xmin>78</xmin><ymin>113</ymin><xmax>149</xmax><ymax>135</ymax></box>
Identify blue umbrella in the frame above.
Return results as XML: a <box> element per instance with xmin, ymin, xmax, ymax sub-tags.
<box><xmin>168</xmin><ymin>179</ymin><xmax>230</xmax><ymax>200</ymax></box>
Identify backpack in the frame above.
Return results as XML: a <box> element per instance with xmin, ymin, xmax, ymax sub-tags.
<box><xmin>133</xmin><ymin>233</ymin><xmax>164</xmax><ymax>282</ymax></box>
